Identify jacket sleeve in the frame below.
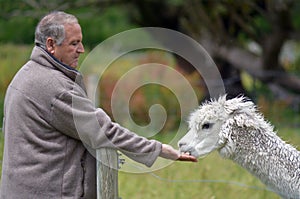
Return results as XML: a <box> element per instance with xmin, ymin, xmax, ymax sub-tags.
<box><xmin>50</xmin><ymin>87</ymin><xmax>162</xmax><ymax>167</ymax></box>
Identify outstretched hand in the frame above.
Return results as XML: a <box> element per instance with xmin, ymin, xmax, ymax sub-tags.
<box><xmin>177</xmin><ymin>153</ymin><xmax>198</xmax><ymax>162</ymax></box>
<box><xmin>160</xmin><ymin>144</ymin><xmax>197</xmax><ymax>162</ymax></box>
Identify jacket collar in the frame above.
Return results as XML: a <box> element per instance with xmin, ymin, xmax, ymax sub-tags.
<box><xmin>30</xmin><ymin>45</ymin><xmax>86</xmax><ymax>90</ymax></box>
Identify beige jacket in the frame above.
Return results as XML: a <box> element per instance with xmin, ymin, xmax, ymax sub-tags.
<box><xmin>0</xmin><ymin>46</ymin><xmax>162</xmax><ymax>199</ymax></box>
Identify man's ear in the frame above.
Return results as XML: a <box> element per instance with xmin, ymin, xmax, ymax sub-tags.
<box><xmin>46</xmin><ymin>37</ymin><xmax>55</xmax><ymax>55</ymax></box>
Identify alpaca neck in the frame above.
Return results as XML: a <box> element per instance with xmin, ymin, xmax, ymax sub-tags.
<box><xmin>226</xmin><ymin>127</ymin><xmax>300</xmax><ymax>198</ymax></box>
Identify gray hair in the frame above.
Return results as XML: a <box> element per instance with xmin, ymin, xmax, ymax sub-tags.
<box><xmin>35</xmin><ymin>11</ymin><xmax>78</xmax><ymax>49</ymax></box>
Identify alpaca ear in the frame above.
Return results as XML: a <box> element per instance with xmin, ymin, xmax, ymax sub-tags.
<box><xmin>223</xmin><ymin>98</ymin><xmax>240</xmax><ymax>115</ymax></box>
<box><xmin>224</xmin><ymin>96</ymin><xmax>254</xmax><ymax>115</ymax></box>
<box><xmin>223</xmin><ymin>96</ymin><xmax>258</xmax><ymax>128</ymax></box>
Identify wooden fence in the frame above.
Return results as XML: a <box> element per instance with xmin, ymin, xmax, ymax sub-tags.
<box><xmin>86</xmin><ymin>75</ymin><xmax>120</xmax><ymax>199</ymax></box>
<box><xmin>96</xmin><ymin>149</ymin><xmax>119</xmax><ymax>199</ymax></box>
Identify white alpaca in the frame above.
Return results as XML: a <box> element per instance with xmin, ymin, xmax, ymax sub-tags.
<box><xmin>178</xmin><ymin>95</ymin><xmax>300</xmax><ymax>199</ymax></box>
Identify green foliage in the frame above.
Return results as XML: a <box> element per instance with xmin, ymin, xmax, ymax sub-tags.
<box><xmin>252</xmin><ymin>15</ymin><xmax>271</xmax><ymax>35</ymax></box>
<box><xmin>0</xmin><ymin>5</ymin><xmax>136</xmax><ymax>47</ymax></box>
<box><xmin>166</xmin><ymin>0</ymin><xmax>184</xmax><ymax>6</ymax></box>
<box><xmin>242</xmin><ymin>70</ymin><xmax>300</xmax><ymax>127</ymax></box>
<box><xmin>0</xmin><ymin>44</ymin><xmax>32</xmax><ymax>127</ymax></box>
<box><xmin>291</xmin><ymin>1</ymin><xmax>300</xmax><ymax>29</ymax></box>
<box><xmin>0</xmin><ymin>0</ymin><xmax>31</xmax><ymax>14</ymax></box>
<box><xmin>96</xmin><ymin>50</ymin><xmax>203</xmax><ymax>133</ymax></box>
<box><xmin>0</xmin><ymin>16</ymin><xmax>37</xmax><ymax>43</ymax></box>
<box><xmin>75</xmin><ymin>6</ymin><xmax>137</xmax><ymax>48</ymax></box>
<box><xmin>0</xmin><ymin>44</ymin><xmax>32</xmax><ymax>93</ymax></box>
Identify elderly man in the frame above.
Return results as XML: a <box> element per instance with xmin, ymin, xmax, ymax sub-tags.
<box><xmin>0</xmin><ymin>11</ymin><xmax>196</xmax><ymax>199</ymax></box>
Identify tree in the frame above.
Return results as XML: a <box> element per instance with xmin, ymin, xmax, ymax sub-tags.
<box><xmin>126</xmin><ymin>0</ymin><xmax>300</xmax><ymax>103</ymax></box>
<box><xmin>1</xmin><ymin>0</ymin><xmax>300</xmax><ymax>104</ymax></box>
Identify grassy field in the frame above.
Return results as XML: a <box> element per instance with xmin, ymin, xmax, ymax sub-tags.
<box><xmin>1</xmin><ymin>129</ymin><xmax>298</xmax><ymax>198</ymax></box>
<box><xmin>119</xmin><ymin>156</ymin><xmax>280</xmax><ymax>199</ymax></box>
<box><xmin>118</xmin><ymin>127</ymin><xmax>300</xmax><ymax>199</ymax></box>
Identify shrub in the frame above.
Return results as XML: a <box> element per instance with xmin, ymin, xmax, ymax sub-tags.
<box><xmin>0</xmin><ymin>44</ymin><xmax>32</xmax><ymax>128</ymax></box>
<box><xmin>94</xmin><ymin>50</ymin><xmax>203</xmax><ymax>134</ymax></box>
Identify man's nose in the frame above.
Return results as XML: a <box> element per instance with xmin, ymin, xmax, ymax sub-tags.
<box><xmin>78</xmin><ymin>43</ymin><xmax>85</xmax><ymax>53</ymax></box>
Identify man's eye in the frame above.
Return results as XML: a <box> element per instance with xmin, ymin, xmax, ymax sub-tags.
<box><xmin>202</xmin><ymin>123</ymin><xmax>212</xmax><ymax>129</ymax></box>
<box><xmin>71</xmin><ymin>41</ymin><xmax>80</xmax><ymax>46</ymax></box>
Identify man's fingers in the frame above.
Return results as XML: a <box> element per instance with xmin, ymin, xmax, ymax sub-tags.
<box><xmin>177</xmin><ymin>154</ymin><xmax>198</xmax><ymax>162</ymax></box>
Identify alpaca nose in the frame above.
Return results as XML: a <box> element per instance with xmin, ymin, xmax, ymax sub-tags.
<box><xmin>178</xmin><ymin>142</ymin><xmax>186</xmax><ymax>148</ymax></box>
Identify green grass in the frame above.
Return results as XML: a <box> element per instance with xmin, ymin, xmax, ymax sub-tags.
<box><xmin>0</xmin><ymin>44</ymin><xmax>32</xmax><ymax>93</ymax></box>
<box><xmin>1</xmin><ymin>128</ymin><xmax>297</xmax><ymax>198</ymax></box>
<box><xmin>0</xmin><ymin>129</ymin><xmax>295</xmax><ymax>198</ymax></box>
<box><xmin>118</xmin><ymin>156</ymin><xmax>280</xmax><ymax>199</ymax></box>
<box><xmin>118</xmin><ymin>128</ymin><xmax>300</xmax><ymax>199</ymax></box>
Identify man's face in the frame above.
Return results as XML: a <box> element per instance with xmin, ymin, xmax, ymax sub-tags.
<box><xmin>52</xmin><ymin>23</ymin><xmax>84</xmax><ymax>68</ymax></box>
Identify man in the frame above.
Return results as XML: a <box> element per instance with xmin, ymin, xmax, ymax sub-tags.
<box><xmin>0</xmin><ymin>11</ymin><xmax>196</xmax><ymax>199</ymax></box>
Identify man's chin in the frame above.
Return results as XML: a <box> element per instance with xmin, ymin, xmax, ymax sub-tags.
<box><xmin>69</xmin><ymin>63</ymin><xmax>78</xmax><ymax>69</ymax></box>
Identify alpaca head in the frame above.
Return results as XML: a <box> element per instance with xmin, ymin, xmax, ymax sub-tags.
<box><xmin>178</xmin><ymin>95</ymin><xmax>258</xmax><ymax>158</ymax></box>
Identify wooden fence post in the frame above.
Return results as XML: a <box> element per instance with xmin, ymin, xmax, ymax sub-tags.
<box><xmin>97</xmin><ymin>149</ymin><xmax>119</xmax><ymax>199</ymax></box>
<box><xmin>86</xmin><ymin>75</ymin><xmax>119</xmax><ymax>199</ymax></box>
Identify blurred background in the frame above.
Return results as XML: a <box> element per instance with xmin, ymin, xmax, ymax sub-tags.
<box><xmin>0</xmin><ymin>0</ymin><xmax>299</xmax><ymax>198</ymax></box>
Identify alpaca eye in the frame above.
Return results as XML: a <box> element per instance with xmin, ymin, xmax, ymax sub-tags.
<box><xmin>202</xmin><ymin>123</ymin><xmax>212</xmax><ymax>129</ymax></box>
